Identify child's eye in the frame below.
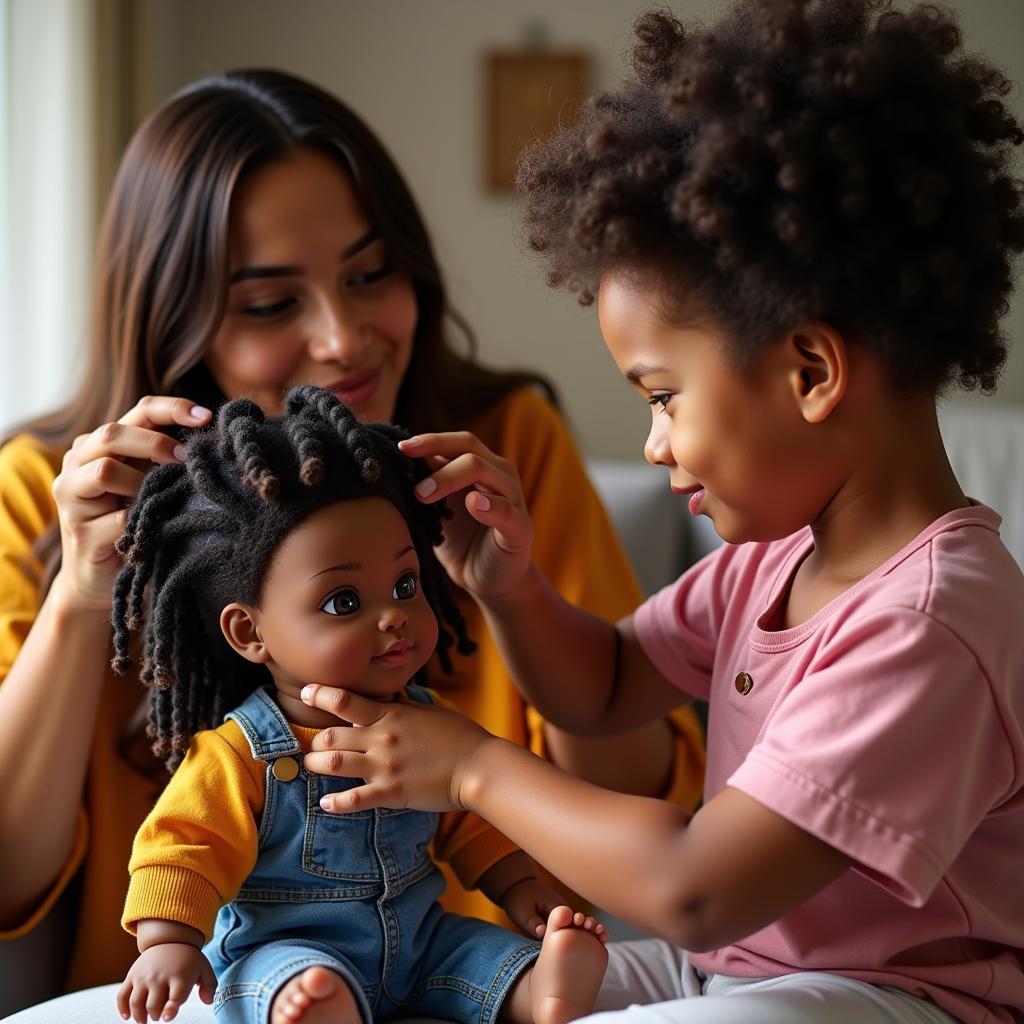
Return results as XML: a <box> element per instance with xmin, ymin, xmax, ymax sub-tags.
<box><xmin>244</xmin><ymin>298</ymin><xmax>296</xmax><ymax>319</ymax></box>
<box><xmin>647</xmin><ymin>393</ymin><xmax>673</xmax><ymax>413</ymax></box>
<box><xmin>393</xmin><ymin>572</ymin><xmax>418</xmax><ymax>600</ymax></box>
<box><xmin>321</xmin><ymin>588</ymin><xmax>360</xmax><ymax>616</ymax></box>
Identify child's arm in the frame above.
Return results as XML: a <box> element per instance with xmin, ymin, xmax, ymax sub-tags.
<box><xmin>117</xmin><ymin>920</ymin><xmax>216</xmax><ymax>1023</ymax></box>
<box><xmin>398</xmin><ymin>433</ymin><xmax>687</xmax><ymax>737</ymax></box>
<box><xmin>304</xmin><ymin>688</ymin><xmax>849</xmax><ymax>952</ymax></box>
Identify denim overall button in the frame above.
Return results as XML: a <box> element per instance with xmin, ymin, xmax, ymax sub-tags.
<box><xmin>734</xmin><ymin>672</ymin><xmax>753</xmax><ymax>695</ymax></box>
<box><xmin>272</xmin><ymin>756</ymin><xmax>299</xmax><ymax>781</ymax></box>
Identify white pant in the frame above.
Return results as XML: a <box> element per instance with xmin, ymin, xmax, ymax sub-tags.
<box><xmin>593</xmin><ymin>940</ymin><xmax>961</xmax><ymax>1024</ymax></box>
<box><xmin>1</xmin><ymin>941</ymin><xmax>962</xmax><ymax>1024</ymax></box>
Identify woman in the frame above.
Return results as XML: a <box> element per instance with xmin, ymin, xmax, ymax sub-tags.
<box><xmin>0</xmin><ymin>69</ymin><xmax>704</xmax><ymax>1012</ymax></box>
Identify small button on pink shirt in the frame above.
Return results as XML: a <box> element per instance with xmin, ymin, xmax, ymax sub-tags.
<box><xmin>634</xmin><ymin>503</ymin><xmax>1024</xmax><ymax>1024</ymax></box>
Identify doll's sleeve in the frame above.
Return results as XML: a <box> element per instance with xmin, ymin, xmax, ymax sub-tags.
<box><xmin>122</xmin><ymin>724</ymin><xmax>264</xmax><ymax>942</ymax></box>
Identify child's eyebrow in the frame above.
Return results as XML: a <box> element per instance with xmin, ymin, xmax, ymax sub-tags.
<box><xmin>625</xmin><ymin>363</ymin><xmax>671</xmax><ymax>385</ymax></box>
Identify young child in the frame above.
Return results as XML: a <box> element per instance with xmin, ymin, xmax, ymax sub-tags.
<box><xmin>294</xmin><ymin>3</ymin><xmax>1024</xmax><ymax>1023</ymax></box>
<box><xmin>112</xmin><ymin>386</ymin><xmax>608</xmax><ymax>1024</ymax></box>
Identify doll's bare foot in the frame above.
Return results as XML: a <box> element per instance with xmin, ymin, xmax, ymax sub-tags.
<box><xmin>529</xmin><ymin>905</ymin><xmax>609</xmax><ymax>1024</ymax></box>
<box><xmin>270</xmin><ymin>966</ymin><xmax>359</xmax><ymax>1024</ymax></box>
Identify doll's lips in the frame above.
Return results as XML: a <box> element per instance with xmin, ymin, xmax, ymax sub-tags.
<box><xmin>375</xmin><ymin>638</ymin><xmax>413</xmax><ymax>666</ymax></box>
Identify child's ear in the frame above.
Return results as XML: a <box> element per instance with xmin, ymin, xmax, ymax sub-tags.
<box><xmin>785</xmin><ymin>322</ymin><xmax>848</xmax><ymax>424</ymax></box>
<box><xmin>220</xmin><ymin>603</ymin><xmax>270</xmax><ymax>664</ymax></box>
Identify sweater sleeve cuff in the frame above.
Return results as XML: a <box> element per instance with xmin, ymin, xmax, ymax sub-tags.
<box><xmin>445</xmin><ymin>828</ymin><xmax>522</xmax><ymax>891</ymax></box>
<box><xmin>122</xmin><ymin>865</ymin><xmax>223</xmax><ymax>942</ymax></box>
<box><xmin>0</xmin><ymin>807</ymin><xmax>88</xmax><ymax>940</ymax></box>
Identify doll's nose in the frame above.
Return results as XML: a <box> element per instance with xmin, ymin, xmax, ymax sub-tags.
<box><xmin>379</xmin><ymin>605</ymin><xmax>408</xmax><ymax>631</ymax></box>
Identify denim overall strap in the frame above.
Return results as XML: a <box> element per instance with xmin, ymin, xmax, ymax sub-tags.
<box><xmin>225</xmin><ymin>685</ymin><xmax>301</xmax><ymax>760</ymax></box>
<box><xmin>403</xmin><ymin>683</ymin><xmax>435</xmax><ymax>708</ymax></box>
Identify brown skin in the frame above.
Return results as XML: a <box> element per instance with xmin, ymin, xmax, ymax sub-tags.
<box><xmin>118</xmin><ymin>498</ymin><xmax>607</xmax><ymax>1024</ymax></box>
<box><xmin>297</xmin><ymin>270</ymin><xmax>968</xmax><ymax>951</ymax></box>
<box><xmin>1</xmin><ymin>152</ymin><xmax>671</xmax><ymax>924</ymax></box>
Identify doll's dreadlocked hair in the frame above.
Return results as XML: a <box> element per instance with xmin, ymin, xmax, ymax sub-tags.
<box><xmin>111</xmin><ymin>385</ymin><xmax>474</xmax><ymax>772</ymax></box>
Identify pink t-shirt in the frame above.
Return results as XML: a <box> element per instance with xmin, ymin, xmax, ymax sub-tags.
<box><xmin>634</xmin><ymin>504</ymin><xmax>1024</xmax><ymax>1024</ymax></box>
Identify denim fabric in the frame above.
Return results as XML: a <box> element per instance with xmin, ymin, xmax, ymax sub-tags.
<box><xmin>204</xmin><ymin>685</ymin><xmax>539</xmax><ymax>1024</ymax></box>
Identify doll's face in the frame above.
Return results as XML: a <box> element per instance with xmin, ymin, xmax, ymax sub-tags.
<box><xmin>205</xmin><ymin>148</ymin><xmax>417</xmax><ymax>423</ymax></box>
<box><xmin>225</xmin><ymin>497</ymin><xmax>439</xmax><ymax>703</ymax></box>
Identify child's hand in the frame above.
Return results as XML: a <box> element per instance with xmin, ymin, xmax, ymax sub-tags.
<box><xmin>502</xmin><ymin>877</ymin><xmax>592</xmax><ymax>939</ymax></box>
<box><xmin>302</xmin><ymin>685</ymin><xmax>496</xmax><ymax>813</ymax></box>
<box><xmin>398</xmin><ymin>432</ymin><xmax>533</xmax><ymax>599</ymax></box>
<box><xmin>116</xmin><ymin>942</ymin><xmax>216</xmax><ymax>1023</ymax></box>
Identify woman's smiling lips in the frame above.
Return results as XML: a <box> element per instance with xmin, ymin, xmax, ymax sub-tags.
<box><xmin>374</xmin><ymin>638</ymin><xmax>413</xmax><ymax>667</ymax></box>
<box><xmin>327</xmin><ymin>371</ymin><xmax>378</xmax><ymax>408</ymax></box>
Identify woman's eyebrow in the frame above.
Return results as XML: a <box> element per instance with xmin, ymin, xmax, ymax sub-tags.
<box><xmin>228</xmin><ymin>229</ymin><xmax>382</xmax><ymax>284</ymax></box>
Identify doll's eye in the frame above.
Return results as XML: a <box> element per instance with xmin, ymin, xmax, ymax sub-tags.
<box><xmin>321</xmin><ymin>588</ymin><xmax>360</xmax><ymax>616</ymax></box>
<box><xmin>393</xmin><ymin>572</ymin><xmax>418</xmax><ymax>600</ymax></box>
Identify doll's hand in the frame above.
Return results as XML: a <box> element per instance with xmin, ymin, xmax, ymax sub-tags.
<box><xmin>51</xmin><ymin>396</ymin><xmax>211</xmax><ymax>613</ymax></box>
<box><xmin>301</xmin><ymin>685</ymin><xmax>496</xmax><ymax>813</ymax></box>
<box><xmin>501</xmin><ymin>876</ymin><xmax>595</xmax><ymax>939</ymax></box>
<box><xmin>116</xmin><ymin>942</ymin><xmax>216</xmax><ymax>1023</ymax></box>
<box><xmin>397</xmin><ymin>432</ymin><xmax>533</xmax><ymax>599</ymax></box>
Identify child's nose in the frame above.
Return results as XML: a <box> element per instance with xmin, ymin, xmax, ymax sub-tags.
<box><xmin>644</xmin><ymin>420</ymin><xmax>675</xmax><ymax>468</ymax></box>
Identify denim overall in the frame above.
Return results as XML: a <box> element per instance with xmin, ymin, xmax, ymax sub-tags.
<box><xmin>204</xmin><ymin>685</ymin><xmax>540</xmax><ymax>1024</ymax></box>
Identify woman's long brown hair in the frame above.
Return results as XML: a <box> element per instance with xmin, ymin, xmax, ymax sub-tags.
<box><xmin>7</xmin><ymin>69</ymin><xmax>555</xmax><ymax>595</ymax></box>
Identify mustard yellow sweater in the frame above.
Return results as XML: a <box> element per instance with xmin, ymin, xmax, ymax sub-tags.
<box><xmin>122</xmin><ymin>703</ymin><xmax>520</xmax><ymax>941</ymax></box>
<box><xmin>0</xmin><ymin>389</ymin><xmax>705</xmax><ymax>989</ymax></box>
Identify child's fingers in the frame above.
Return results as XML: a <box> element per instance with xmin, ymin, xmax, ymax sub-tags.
<box><xmin>303</xmin><ymin>748</ymin><xmax>372</xmax><ymax>780</ymax></box>
<box><xmin>318</xmin><ymin>781</ymin><xmax>400</xmax><ymax>814</ymax></box>
<box><xmin>462</xmin><ymin>491</ymin><xmax>531</xmax><ymax>554</ymax></box>
<box><xmin>413</xmin><ymin>451</ymin><xmax>523</xmax><ymax>509</ymax></box>
<box><xmin>526</xmin><ymin>912</ymin><xmax>546</xmax><ymax>937</ymax></box>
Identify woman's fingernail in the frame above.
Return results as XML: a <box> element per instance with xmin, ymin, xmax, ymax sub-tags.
<box><xmin>301</xmin><ymin>685</ymin><xmax>315</xmax><ymax>702</ymax></box>
<box><xmin>190</xmin><ymin>405</ymin><xmax>212</xmax><ymax>420</ymax></box>
<box><xmin>415</xmin><ymin>477</ymin><xmax>437</xmax><ymax>498</ymax></box>
<box><xmin>173</xmin><ymin>445</ymin><xmax>186</xmax><ymax>462</ymax></box>
<box><xmin>320</xmin><ymin>797</ymin><xmax>332</xmax><ymax>811</ymax></box>
<box><xmin>401</xmin><ymin>436</ymin><xmax>422</xmax><ymax>449</ymax></box>
<box><xmin>475</xmin><ymin>492</ymin><xmax>491</xmax><ymax>512</ymax></box>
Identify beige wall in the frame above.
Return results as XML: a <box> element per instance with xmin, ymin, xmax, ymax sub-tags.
<box><xmin>132</xmin><ymin>0</ymin><xmax>1024</xmax><ymax>459</ymax></box>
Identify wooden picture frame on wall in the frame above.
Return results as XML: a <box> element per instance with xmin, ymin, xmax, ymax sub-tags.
<box><xmin>485</xmin><ymin>51</ymin><xmax>590</xmax><ymax>192</ymax></box>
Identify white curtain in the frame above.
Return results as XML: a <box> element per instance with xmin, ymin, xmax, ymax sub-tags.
<box><xmin>1</xmin><ymin>0</ymin><xmax>99</xmax><ymax>433</ymax></box>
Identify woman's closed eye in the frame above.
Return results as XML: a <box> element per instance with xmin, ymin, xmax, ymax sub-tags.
<box><xmin>393</xmin><ymin>571</ymin><xmax>417</xmax><ymax>600</ymax></box>
<box><xmin>243</xmin><ymin>297</ymin><xmax>297</xmax><ymax>320</ymax></box>
<box><xmin>321</xmin><ymin>587</ymin><xmax>360</xmax><ymax>616</ymax></box>
<box><xmin>347</xmin><ymin>263</ymin><xmax>393</xmax><ymax>288</ymax></box>
<box><xmin>647</xmin><ymin>392</ymin><xmax>673</xmax><ymax>413</ymax></box>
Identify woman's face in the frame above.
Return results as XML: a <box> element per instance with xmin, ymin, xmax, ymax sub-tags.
<box><xmin>205</xmin><ymin>148</ymin><xmax>418</xmax><ymax>423</ymax></box>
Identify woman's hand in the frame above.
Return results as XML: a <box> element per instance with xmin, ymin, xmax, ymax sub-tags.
<box><xmin>50</xmin><ymin>396</ymin><xmax>211</xmax><ymax>611</ymax></box>
<box><xmin>398</xmin><ymin>432</ymin><xmax>533</xmax><ymax>599</ymax></box>
<box><xmin>300</xmin><ymin>685</ymin><xmax>497</xmax><ymax>813</ymax></box>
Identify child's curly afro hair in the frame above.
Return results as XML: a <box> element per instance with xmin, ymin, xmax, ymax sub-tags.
<box><xmin>518</xmin><ymin>1</ymin><xmax>1024</xmax><ymax>394</ymax></box>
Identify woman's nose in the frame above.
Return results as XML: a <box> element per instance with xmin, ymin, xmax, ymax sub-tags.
<box><xmin>378</xmin><ymin>604</ymin><xmax>408</xmax><ymax>632</ymax></box>
<box><xmin>308</xmin><ymin>297</ymin><xmax>365</xmax><ymax>363</ymax></box>
<box><xmin>644</xmin><ymin>418</ymin><xmax>675</xmax><ymax>468</ymax></box>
